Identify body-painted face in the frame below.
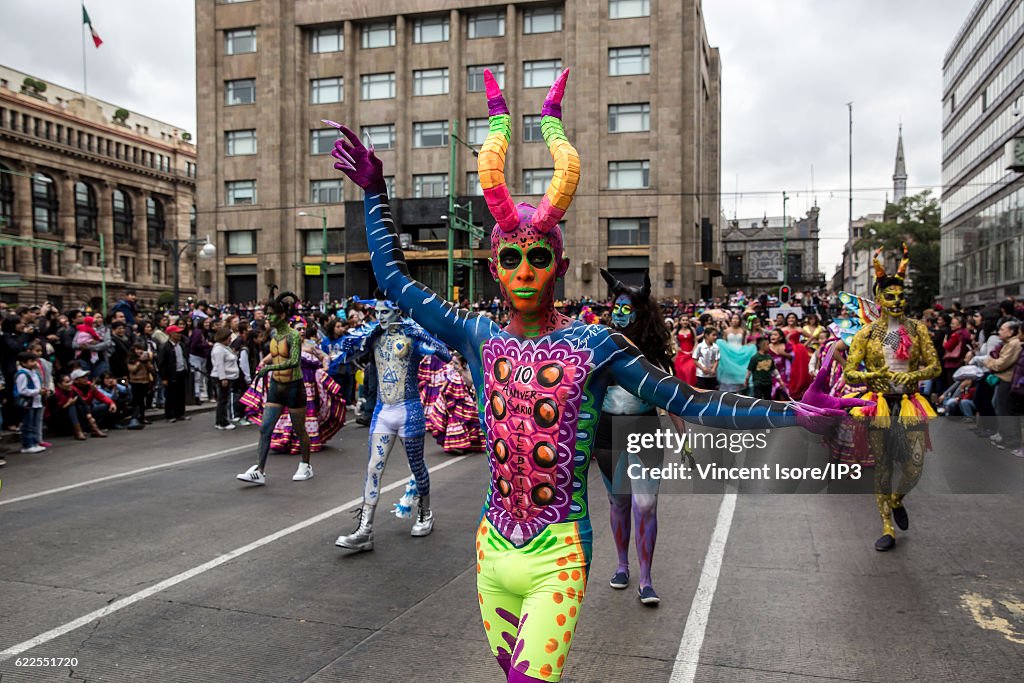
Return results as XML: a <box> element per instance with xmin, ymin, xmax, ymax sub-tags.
<box><xmin>491</xmin><ymin>231</ymin><xmax>563</xmax><ymax>315</ymax></box>
<box><xmin>611</xmin><ymin>294</ymin><xmax>635</xmax><ymax>329</ymax></box>
<box><xmin>878</xmin><ymin>284</ymin><xmax>906</xmax><ymax>317</ymax></box>
<box><xmin>375</xmin><ymin>300</ymin><xmax>401</xmax><ymax>328</ymax></box>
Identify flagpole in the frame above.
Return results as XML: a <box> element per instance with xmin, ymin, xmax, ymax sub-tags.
<box><xmin>81</xmin><ymin>9</ymin><xmax>88</xmax><ymax>95</ymax></box>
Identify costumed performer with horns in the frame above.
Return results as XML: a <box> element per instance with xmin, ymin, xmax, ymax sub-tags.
<box><xmin>844</xmin><ymin>245</ymin><xmax>939</xmax><ymax>551</ymax></box>
<box><xmin>325</xmin><ymin>68</ymin><xmax>865</xmax><ymax>683</ymax></box>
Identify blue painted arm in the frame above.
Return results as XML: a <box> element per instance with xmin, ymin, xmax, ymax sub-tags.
<box><xmin>363</xmin><ymin>192</ymin><xmax>497</xmax><ymax>356</ymax></box>
<box><xmin>606</xmin><ymin>330</ymin><xmax>798</xmax><ymax>429</ymax></box>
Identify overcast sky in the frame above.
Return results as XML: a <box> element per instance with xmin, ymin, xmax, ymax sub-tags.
<box><xmin>0</xmin><ymin>0</ymin><xmax>974</xmax><ymax>275</ymax></box>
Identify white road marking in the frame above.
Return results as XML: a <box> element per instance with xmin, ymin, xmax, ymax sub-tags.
<box><xmin>0</xmin><ymin>443</ymin><xmax>258</xmax><ymax>507</ymax></box>
<box><xmin>669</xmin><ymin>492</ymin><xmax>737</xmax><ymax>683</ymax></box>
<box><xmin>0</xmin><ymin>456</ymin><xmax>468</xmax><ymax>661</ymax></box>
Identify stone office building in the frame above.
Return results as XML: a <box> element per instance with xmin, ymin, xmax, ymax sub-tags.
<box><xmin>721</xmin><ymin>206</ymin><xmax>824</xmax><ymax>294</ymax></box>
<box><xmin>0</xmin><ymin>64</ymin><xmax>199</xmax><ymax>310</ymax></box>
<box><xmin>196</xmin><ymin>0</ymin><xmax>722</xmax><ymax>304</ymax></box>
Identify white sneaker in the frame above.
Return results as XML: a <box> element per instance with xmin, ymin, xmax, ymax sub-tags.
<box><xmin>215</xmin><ymin>425</ymin><xmax>226</xmax><ymax>430</ymax></box>
<box><xmin>990</xmin><ymin>433</ymin><xmax>1004</xmax><ymax>444</ymax></box>
<box><xmin>292</xmin><ymin>462</ymin><xmax>314</xmax><ymax>481</ymax></box>
<box><xmin>223</xmin><ymin>423</ymin><xmax>236</xmax><ymax>431</ymax></box>
<box><xmin>236</xmin><ymin>465</ymin><xmax>266</xmax><ymax>485</ymax></box>
<box><xmin>20</xmin><ymin>445</ymin><xmax>46</xmax><ymax>454</ymax></box>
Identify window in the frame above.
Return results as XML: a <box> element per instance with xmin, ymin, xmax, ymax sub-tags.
<box><xmin>384</xmin><ymin>176</ymin><xmax>395</xmax><ymax>197</ymax></box>
<box><xmin>413</xmin><ymin>174</ymin><xmax>448</xmax><ymax>198</ymax></box>
<box><xmin>361</xmin><ymin>124</ymin><xmax>396</xmax><ymax>150</ymax></box>
<box><xmin>523</xmin><ymin>59</ymin><xmax>562</xmax><ymax>88</ymax></box>
<box><xmin>310</xmin><ymin>129</ymin><xmax>336</xmax><ymax>155</ymax></box>
<box><xmin>227</xmin><ymin>230</ymin><xmax>256</xmax><ymax>255</ymax></box>
<box><xmin>523</xmin><ymin>115</ymin><xmax>544</xmax><ymax>142</ymax></box>
<box><xmin>466</xmin><ymin>118</ymin><xmax>489</xmax><ymax>146</ymax></box>
<box><xmin>311</xmin><ymin>77</ymin><xmax>343</xmax><ymax>104</ymax></box>
<box><xmin>226</xmin><ymin>180</ymin><xmax>256</xmax><ymax>205</ymax></box>
<box><xmin>310</xmin><ymin>179</ymin><xmax>343</xmax><ymax>204</ymax></box>
<box><xmin>609</xmin><ymin>46</ymin><xmax>650</xmax><ymax>76</ymax></box>
<box><xmin>112</xmin><ymin>189</ymin><xmax>133</xmax><ymax>244</ymax></box>
<box><xmin>609</xmin><ymin>103</ymin><xmax>650</xmax><ymax>132</ymax></box>
<box><xmin>467</xmin><ymin>172</ymin><xmax>483</xmax><ymax>196</ymax></box>
<box><xmin>523</xmin><ymin>169</ymin><xmax>553</xmax><ymax>195</ymax></box>
<box><xmin>72</xmin><ymin>181</ymin><xmax>97</xmax><ymax>240</ymax></box>
<box><xmin>361</xmin><ymin>72</ymin><xmax>395</xmax><ymax>100</ymax></box>
<box><xmin>304</xmin><ymin>229</ymin><xmax>345</xmax><ymax>256</ymax></box>
<box><xmin>361</xmin><ymin>21</ymin><xmax>395</xmax><ymax>49</ymax></box>
<box><xmin>413</xmin><ymin>68</ymin><xmax>449</xmax><ymax>96</ymax></box>
<box><xmin>468</xmin><ymin>12</ymin><xmax>504</xmax><ymax>39</ymax></box>
<box><xmin>609</xmin><ymin>0</ymin><xmax>650</xmax><ymax>19</ymax></box>
<box><xmin>119</xmin><ymin>256</ymin><xmax>131</xmax><ymax>278</ymax></box>
<box><xmin>225</xmin><ymin>28</ymin><xmax>256</xmax><ymax>55</ymax></box>
<box><xmin>414</xmin><ymin>16</ymin><xmax>449</xmax><ymax>43</ymax></box>
<box><xmin>608</xmin><ymin>161</ymin><xmax>650</xmax><ymax>189</ymax></box>
<box><xmin>0</xmin><ymin>163</ymin><xmax>14</xmax><ymax>230</ymax></box>
<box><xmin>467</xmin><ymin>64</ymin><xmax>504</xmax><ymax>92</ymax></box>
<box><xmin>225</xmin><ymin>78</ymin><xmax>255</xmax><ymax>105</ymax></box>
<box><xmin>190</xmin><ymin>204</ymin><xmax>197</xmax><ymax>239</ymax></box>
<box><xmin>524</xmin><ymin>7</ymin><xmax>562</xmax><ymax>34</ymax></box>
<box><xmin>32</xmin><ymin>172</ymin><xmax>57</xmax><ymax>234</ymax></box>
<box><xmin>608</xmin><ymin>218</ymin><xmax>650</xmax><ymax>246</ymax></box>
<box><xmin>152</xmin><ymin>259</ymin><xmax>163</xmax><ymax>285</ymax></box>
<box><xmin>311</xmin><ymin>26</ymin><xmax>343</xmax><ymax>53</ymax></box>
<box><xmin>413</xmin><ymin>121</ymin><xmax>448</xmax><ymax>148</ymax></box>
<box><xmin>225</xmin><ymin>129</ymin><xmax>257</xmax><ymax>155</ymax></box>
<box><xmin>147</xmin><ymin>196</ymin><xmax>165</xmax><ymax>247</ymax></box>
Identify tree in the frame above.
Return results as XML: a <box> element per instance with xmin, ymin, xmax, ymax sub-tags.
<box><xmin>113</xmin><ymin>108</ymin><xmax>130</xmax><ymax>125</ymax></box>
<box><xmin>854</xmin><ymin>190</ymin><xmax>940</xmax><ymax>312</ymax></box>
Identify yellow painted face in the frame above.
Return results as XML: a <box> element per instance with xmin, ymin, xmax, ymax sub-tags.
<box><xmin>878</xmin><ymin>284</ymin><xmax>906</xmax><ymax>316</ymax></box>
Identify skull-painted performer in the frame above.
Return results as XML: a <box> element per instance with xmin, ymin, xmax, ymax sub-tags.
<box><xmin>236</xmin><ymin>291</ymin><xmax>313</xmax><ymax>485</ymax></box>
<box><xmin>594</xmin><ymin>268</ymin><xmax>679</xmax><ymax>606</ymax></box>
<box><xmin>326</xmin><ymin>68</ymin><xmax>862</xmax><ymax>683</ymax></box>
<box><xmin>334</xmin><ymin>294</ymin><xmax>451</xmax><ymax>551</ymax></box>
<box><xmin>844</xmin><ymin>246</ymin><xmax>939</xmax><ymax>551</ymax></box>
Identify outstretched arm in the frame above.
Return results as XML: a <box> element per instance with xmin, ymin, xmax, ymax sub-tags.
<box><xmin>326</xmin><ymin>123</ymin><xmax>497</xmax><ymax>356</ymax></box>
<box><xmin>605</xmin><ymin>330</ymin><xmax>867</xmax><ymax>432</ymax></box>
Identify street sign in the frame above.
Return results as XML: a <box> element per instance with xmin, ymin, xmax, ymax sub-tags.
<box><xmin>304</xmin><ymin>265</ymin><xmax>321</xmax><ymax>276</ymax></box>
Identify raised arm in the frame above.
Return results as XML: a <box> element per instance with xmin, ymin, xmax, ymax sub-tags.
<box><xmin>326</xmin><ymin>123</ymin><xmax>497</xmax><ymax>355</ymax></box>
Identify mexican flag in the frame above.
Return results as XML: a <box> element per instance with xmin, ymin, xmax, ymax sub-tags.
<box><xmin>83</xmin><ymin>4</ymin><xmax>103</xmax><ymax>48</ymax></box>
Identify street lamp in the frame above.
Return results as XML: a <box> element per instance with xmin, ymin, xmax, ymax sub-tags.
<box><xmin>298</xmin><ymin>209</ymin><xmax>328</xmax><ymax>309</ymax></box>
<box><xmin>165</xmin><ymin>235</ymin><xmax>214</xmax><ymax>310</ymax></box>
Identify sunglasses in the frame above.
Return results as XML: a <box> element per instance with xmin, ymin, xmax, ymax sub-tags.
<box><xmin>498</xmin><ymin>246</ymin><xmax>553</xmax><ymax>271</ymax></box>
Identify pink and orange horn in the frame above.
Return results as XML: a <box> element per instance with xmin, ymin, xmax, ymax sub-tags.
<box><xmin>477</xmin><ymin>70</ymin><xmax>519</xmax><ymax>232</ymax></box>
<box><xmin>532</xmin><ymin>69</ymin><xmax>580</xmax><ymax>233</ymax></box>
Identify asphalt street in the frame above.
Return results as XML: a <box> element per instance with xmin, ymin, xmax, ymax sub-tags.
<box><xmin>0</xmin><ymin>414</ymin><xmax>1022</xmax><ymax>683</ymax></box>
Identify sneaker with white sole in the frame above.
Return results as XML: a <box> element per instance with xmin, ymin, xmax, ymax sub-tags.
<box><xmin>1012</xmin><ymin>447</ymin><xmax>1024</xmax><ymax>458</ymax></box>
<box><xmin>292</xmin><ymin>462</ymin><xmax>314</xmax><ymax>481</ymax></box>
<box><xmin>990</xmin><ymin>433</ymin><xmax>1004</xmax><ymax>444</ymax></box>
<box><xmin>236</xmin><ymin>465</ymin><xmax>266</xmax><ymax>485</ymax></box>
<box><xmin>20</xmin><ymin>445</ymin><xmax>46</xmax><ymax>454</ymax></box>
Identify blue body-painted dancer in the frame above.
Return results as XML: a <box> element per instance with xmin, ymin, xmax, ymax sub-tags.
<box><xmin>334</xmin><ymin>296</ymin><xmax>451</xmax><ymax>551</ymax></box>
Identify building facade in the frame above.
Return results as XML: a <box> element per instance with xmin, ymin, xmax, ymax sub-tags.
<box><xmin>940</xmin><ymin>0</ymin><xmax>1024</xmax><ymax>307</ymax></box>
<box><xmin>195</xmin><ymin>0</ymin><xmax>722</xmax><ymax>304</ymax></box>
<box><xmin>720</xmin><ymin>206</ymin><xmax>823</xmax><ymax>294</ymax></box>
<box><xmin>0</xmin><ymin>65</ymin><xmax>199</xmax><ymax>310</ymax></box>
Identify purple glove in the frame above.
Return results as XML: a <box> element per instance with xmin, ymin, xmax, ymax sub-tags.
<box><xmin>322</xmin><ymin>120</ymin><xmax>387</xmax><ymax>195</ymax></box>
<box><xmin>792</xmin><ymin>349</ymin><xmax>874</xmax><ymax>434</ymax></box>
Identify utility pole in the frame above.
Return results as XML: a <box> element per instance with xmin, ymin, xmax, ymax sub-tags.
<box><xmin>446</xmin><ymin>120</ymin><xmax>485</xmax><ymax>305</ymax></box>
<box><xmin>782</xmin><ymin>191</ymin><xmax>789</xmax><ymax>287</ymax></box>
<box><xmin>448</xmin><ymin>120</ymin><xmax>457</xmax><ymax>300</ymax></box>
<box><xmin>847</xmin><ymin>102</ymin><xmax>853</xmax><ymax>291</ymax></box>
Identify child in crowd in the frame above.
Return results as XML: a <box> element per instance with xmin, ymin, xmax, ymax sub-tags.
<box><xmin>15</xmin><ymin>351</ymin><xmax>47</xmax><ymax>453</ymax></box>
<box><xmin>744</xmin><ymin>337</ymin><xmax>781</xmax><ymax>400</ymax></box>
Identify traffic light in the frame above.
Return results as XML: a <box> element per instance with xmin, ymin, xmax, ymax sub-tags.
<box><xmin>780</xmin><ymin>285</ymin><xmax>791</xmax><ymax>303</ymax></box>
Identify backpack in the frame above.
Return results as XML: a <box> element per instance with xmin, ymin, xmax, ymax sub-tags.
<box><xmin>13</xmin><ymin>368</ymin><xmax>36</xmax><ymax>408</ymax></box>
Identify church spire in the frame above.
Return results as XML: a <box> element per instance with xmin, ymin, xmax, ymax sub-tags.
<box><xmin>893</xmin><ymin>123</ymin><xmax>907</xmax><ymax>203</ymax></box>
